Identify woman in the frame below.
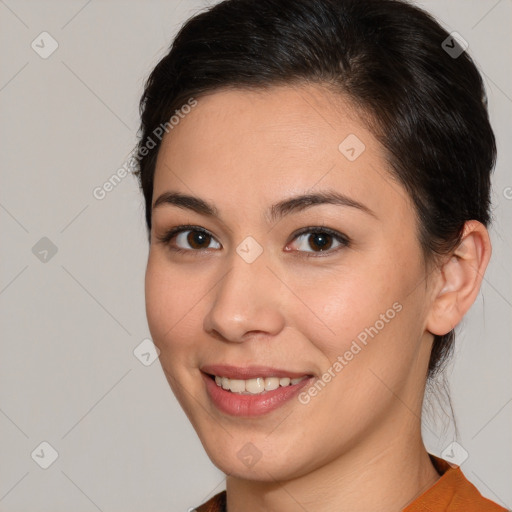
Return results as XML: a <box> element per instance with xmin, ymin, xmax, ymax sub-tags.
<box><xmin>134</xmin><ymin>0</ymin><xmax>506</xmax><ymax>510</ymax></box>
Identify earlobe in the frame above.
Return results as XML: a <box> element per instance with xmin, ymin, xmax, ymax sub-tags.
<box><xmin>426</xmin><ymin>220</ymin><xmax>492</xmax><ymax>337</ymax></box>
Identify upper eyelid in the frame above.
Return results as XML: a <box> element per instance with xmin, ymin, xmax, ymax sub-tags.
<box><xmin>291</xmin><ymin>225</ymin><xmax>349</xmax><ymax>241</ymax></box>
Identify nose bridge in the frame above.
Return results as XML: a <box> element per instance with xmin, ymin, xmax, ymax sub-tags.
<box><xmin>203</xmin><ymin>244</ymin><xmax>285</xmax><ymax>342</ymax></box>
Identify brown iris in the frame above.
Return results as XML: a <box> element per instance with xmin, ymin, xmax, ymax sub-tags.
<box><xmin>187</xmin><ymin>230</ymin><xmax>211</xmax><ymax>249</ymax></box>
<box><xmin>308</xmin><ymin>232</ymin><xmax>334</xmax><ymax>251</ymax></box>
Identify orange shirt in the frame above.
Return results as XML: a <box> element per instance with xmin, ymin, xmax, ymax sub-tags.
<box><xmin>195</xmin><ymin>455</ymin><xmax>508</xmax><ymax>511</ymax></box>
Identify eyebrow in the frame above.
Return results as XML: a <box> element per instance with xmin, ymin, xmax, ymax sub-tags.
<box><xmin>152</xmin><ymin>190</ymin><xmax>377</xmax><ymax>223</ymax></box>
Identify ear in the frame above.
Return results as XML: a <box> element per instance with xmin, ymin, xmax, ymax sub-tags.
<box><xmin>426</xmin><ymin>220</ymin><xmax>492</xmax><ymax>336</ymax></box>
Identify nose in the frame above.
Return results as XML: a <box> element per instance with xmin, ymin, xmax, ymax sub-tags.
<box><xmin>203</xmin><ymin>249</ymin><xmax>286</xmax><ymax>343</ymax></box>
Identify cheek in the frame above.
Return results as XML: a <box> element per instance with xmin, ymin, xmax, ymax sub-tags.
<box><xmin>290</xmin><ymin>254</ymin><xmax>426</xmax><ymax>384</ymax></box>
<box><xmin>287</xmin><ymin>267</ymin><xmax>397</xmax><ymax>358</ymax></box>
<box><xmin>145</xmin><ymin>257</ymin><xmax>169</xmax><ymax>343</ymax></box>
<box><xmin>145</xmin><ymin>256</ymin><xmax>206</xmax><ymax>414</ymax></box>
<box><xmin>144</xmin><ymin>254</ymin><xmax>197</xmax><ymax>359</ymax></box>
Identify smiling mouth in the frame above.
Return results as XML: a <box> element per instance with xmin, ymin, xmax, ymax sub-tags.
<box><xmin>201</xmin><ymin>367</ymin><xmax>315</xmax><ymax>416</ymax></box>
<box><xmin>206</xmin><ymin>374</ymin><xmax>311</xmax><ymax>395</ymax></box>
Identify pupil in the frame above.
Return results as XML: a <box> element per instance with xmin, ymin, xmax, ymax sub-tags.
<box><xmin>309</xmin><ymin>233</ymin><xmax>332</xmax><ymax>251</ymax></box>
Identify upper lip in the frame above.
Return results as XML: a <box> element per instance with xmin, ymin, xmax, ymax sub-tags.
<box><xmin>201</xmin><ymin>364</ymin><xmax>313</xmax><ymax>380</ymax></box>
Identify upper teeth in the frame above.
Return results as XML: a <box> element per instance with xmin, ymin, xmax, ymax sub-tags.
<box><xmin>214</xmin><ymin>375</ymin><xmax>307</xmax><ymax>394</ymax></box>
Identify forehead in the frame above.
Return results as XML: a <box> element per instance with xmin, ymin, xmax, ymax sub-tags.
<box><xmin>156</xmin><ymin>84</ymin><xmax>369</xmax><ymax>167</ymax></box>
<box><xmin>153</xmin><ymin>85</ymin><xmax>409</xmax><ymax>221</ymax></box>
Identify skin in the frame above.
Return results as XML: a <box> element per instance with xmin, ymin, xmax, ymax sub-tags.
<box><xmin>145</xmin><ymin>84</ymin><xmax>491</xmax><ymax>512</ymax></box>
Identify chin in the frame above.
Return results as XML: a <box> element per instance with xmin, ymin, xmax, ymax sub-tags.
<box><xmin>195</xmin><ymin>426</ymin><xmax>317</xmax><ymax>482</ymax></box>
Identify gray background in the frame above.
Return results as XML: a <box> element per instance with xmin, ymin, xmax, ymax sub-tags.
<box><xmin>0</xmin><ymin>1</ymin><xmax>510</xmax><ymax>510</ymax></box>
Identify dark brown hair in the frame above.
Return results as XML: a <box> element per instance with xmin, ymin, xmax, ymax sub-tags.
<box><xmin>134</xmin><ymin>0</ymin><xmax>496</xmax><ymax>380</ymax></box>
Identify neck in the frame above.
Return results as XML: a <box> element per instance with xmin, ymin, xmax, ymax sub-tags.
<box><xmin>226</xmin><ymin>415</ymin><xmax>440</xmax><ymax>512</ymax></box>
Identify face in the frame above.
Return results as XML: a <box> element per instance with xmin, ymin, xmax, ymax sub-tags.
<box><xmin>145</xmin><ymin>85</ymin><xmax>436</xmax><ymax>481</ymax></box>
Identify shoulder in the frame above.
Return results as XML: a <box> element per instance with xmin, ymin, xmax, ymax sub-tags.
<box><xmin>194</xmin><ymin>490</ymin><xmax>226</xmax><ymax>512</ymax></box>
<box><xmin>404</xmin><ymin>455</ymin><xmax>509</xmax><ymax>512</ymax></box>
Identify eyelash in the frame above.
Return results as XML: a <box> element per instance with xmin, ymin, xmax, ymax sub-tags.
<box><xmin>156</xmin><ymin>224</ymin><xmax>351</xmax><ymax>258</ymax></box>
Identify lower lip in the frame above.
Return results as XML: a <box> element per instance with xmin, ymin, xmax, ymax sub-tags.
<box><xmin>202</xmin><ymin>372</ymin><xmax>313</xmax><ymax>417</ymax></box>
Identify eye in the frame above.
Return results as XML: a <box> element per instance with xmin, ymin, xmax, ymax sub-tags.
<box><xmin>156</xmin><ymin>225</ymin><xmax>221</xmax><ymax>252</ymax></box>
<box><xmin>285</xmin><ymin>227</ymin><xmax>350</xmax><ymax>255</ymax></box>
<box><xmin>156</xmin><ymin>224</ymin><xmax>350</xmax><ymax>256</ymax></box>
